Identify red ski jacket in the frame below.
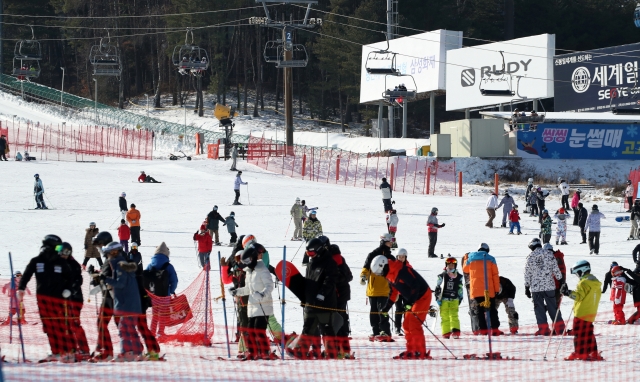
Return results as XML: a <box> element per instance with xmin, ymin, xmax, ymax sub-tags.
<box><xmin>193</xmin><ymin>229</ymin><xmax>213</xmax><ymax>253</ymax></box>
<box><xmin>117</xmin><ymin>224</ymin><xmax>130</xmax><ymax>241</ymax></box>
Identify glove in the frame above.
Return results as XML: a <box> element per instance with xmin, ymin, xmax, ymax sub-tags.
<box><xmin>16</xmin><ymin>290</ymin><xmax>25</xmax><ymax>302</ymax></box>
<box><xmin>498</xmin><ymin>285</ymin><xmax>503</xmax><ymax>295</ymax></box>
<box><xmin>220</xmin><ymin>257</ymin><xmax>228</xmax><ymax>266</ymax></box>
<box><xmin>229</xmin><ymin>287</ymin><xmax>238</xmax><ymax>297</ymax></box>
<box><xmin>434</xmin><ymin>286</ymin><xmax>441</xmax><ymax>297</ymax></box>
<box><xmin>255</xmin><ymin>291</ymin><xmax>265</xmax><ymax>298</ymax></box>
<box><xmin>440</xmin><ymin>223</ymin><xmax>446</xmax><ymax>228</ymax></box>
<box><xmin>525</xmin><ymin>286</ymin><xmax>531</xmax><ymax>299</ymax></box>
<box><xmin>360</xmin><ymin>275</ymin><xmax>366</xmax><ymax>285</ymax></box>
<box><xmin>560</xmin><ymin>283</ymin><xmax>571</xmax><ymax>297</ymax></box>
<box><xmin>429</xmin><ymin>305</ymin><xmax>437</xmax><ymax>317</ymax></box>
<box><xmin>392</xmin><ymin>200</ymin><xmax>395</xmax><ymax>204</ymax></box>
<box><xmin>404</xmin><ymin>304</ymin><xmax>413</xmax><ymax>312</ymax></box>
<box><xmin>316</xmin><ymin>294</ymin><xmax>325</xmax><ymax>301</ymax></box>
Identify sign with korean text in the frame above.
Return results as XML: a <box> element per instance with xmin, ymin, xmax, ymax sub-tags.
<box><xmin>516</xmin><ymin>123</ymin><xmax>640</xmax><ymax>159</ymax></box>
<box><xmin>554</xmin><ymin>43</ymin><xmax>640</xmax><ymax>112</ymax></box>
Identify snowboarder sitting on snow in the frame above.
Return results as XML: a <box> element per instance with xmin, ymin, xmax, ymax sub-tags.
<box><xmin>373</xmin><ymin>249</ymin><xmax>434</xmax><ymax>359</ymax></box>
<box><xmin>554</xmin><ymin>208</ymin><xmax>569</xmax><ymax>245</ymax></box>
<box><xmin>561</xmin><ymin>260</ymin><xmax>603</xmax><ymax>361</ymax></box>
<box><xmin>138</xmin><ymin>171</ymin><xmax>160</xmax><ymax>183</ymax></box>
<box><xmin>494</xmin><ymin>276</ymin><xmax>519</xmax><ymax>335</ymax></box>
<box><xmin>434</xmin><ymin>256</ymin><xmax>463</xmax><ymax>339</ymax></box>
<box><xmin>539</xmin><ymin>209</ymin><xmax>552</xmax><ymax>244</ymax></box>
<box><xmin>223</xmin><ymin>212</ymin><xmax>239</xmax><ymax>244</ymax></box>
<box><xmin>193</xmin><ymin>225</ymin><xmax>213</xmax><ymax>267</ymax></box>
<box><xmin>508</xmin><ymin>205</ymin><xmax>522</xmax><ymax>235</ymax></box>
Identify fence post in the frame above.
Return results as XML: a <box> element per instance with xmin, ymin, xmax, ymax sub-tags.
<box><xmin>301</xmin><ymin>154</ymin><xmax>306</xmax><ymax>178</ymax></box>
<box><xmin>426</xmin><ymin>166</ymin><xmax>431</xmax><ymax>195</ymax></box>
<box><xmin>389</xmin><ymin>162</ymin><xmax>395</xmax><ymax>191</ymax></box>
<box><xmin>459</xmin><ymin>172</ymin><xmax>463</xmax><ymax>197</ymax></box>
<box><xmin>335</xmin><ymin>157</ymin><xmax>340</xmax><ymax>182</ymax></box>
<box><xmin>494</xmin><ymin>173</ymin><xmax>499</xmax><ymax>195</ymax></box>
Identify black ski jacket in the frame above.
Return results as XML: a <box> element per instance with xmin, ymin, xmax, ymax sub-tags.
<box><xmin>329</xmin><ymin>244</ymin><xmax>352</xmax><ymax>306</ymax></box>
<box><xmin>362</xmin><ymin>244</ymin><xmax>393</xmax><ymax>270</ymax></box>
<box><xmin>495</xmin><ymin>276</ymin><xmax>516</xmax><ymax>300</ymax></box>
<box><xmin>304</xmin><ymin>250</ymin><xmax>338</xmax><ymax>313</ymax></box>
<box><xmin>578</xmin><ymin>207</ymin><xmax>588</xmax><ymax>226</ymax></box>
<box><xmin>66</xmin><ymin>255</ymin><xmax>84</xmax><ymax>303</ymax></box>
<box><xmin>119</xmin><ymin>196</ymin><xmax>127</xmax><ymax>212</ymax></box>
<box><xmin>19</xmin><ymin>246</ymin><xmax>72</xmax><ymax>298</ymax></box>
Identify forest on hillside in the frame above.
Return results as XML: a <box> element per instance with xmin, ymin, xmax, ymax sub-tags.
<box><xmin>3</xmin><ymin>0</ymin><xmax>639</xmax><ymax>135</ymax></box>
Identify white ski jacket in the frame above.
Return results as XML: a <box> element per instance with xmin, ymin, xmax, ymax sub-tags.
<box><xmin>524</xmin><ymin>248</ymin><xmax>563</xmax><ymax>292</ymax></box>
<box><xmin>559</xmin><ymin>182</ymin><xmax>570</xmax><ymax>196</ymax></box>
<box><xmin>235</xmin><ymin>260</ymin><xmax>274</xmax><ymax>317</ymax></box>
<box><xmin>486</xmin><ymin>195</ymin><xmax>498</xmax><ymax>209</ymax></box>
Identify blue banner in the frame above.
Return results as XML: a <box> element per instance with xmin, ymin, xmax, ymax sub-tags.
<box><xmin>516</xmin><ymin>123</ymin><xmax>640</xmax><ymax>159</ymax></box>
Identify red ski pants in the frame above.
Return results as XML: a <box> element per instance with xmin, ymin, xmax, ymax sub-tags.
<box><xmin>613</xmin><ymin>303</ymin><xmax>626</xmax><ymax>323</ymax></box>
<box><xmin>403</xmin><ymin>289</ymin><xmax>432</xmax><ymax>354</ymax></box>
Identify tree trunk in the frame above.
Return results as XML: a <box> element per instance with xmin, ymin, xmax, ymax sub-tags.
<box><xmin>243</xmin><ymin>29</ymin><xmax>248</xmax><ymax>115</ymax></box>
<box><xmin>275</xmin><ymin>68</ymin><xmax>280</xmax><ymax>111</ymax></box>
<box><xmin>198</xmin><ymin>75</ymin><xmax>203</xmax><ymax>117</ymax></box>
<box><xmin>252</xmin><ymin>28</ymin><xmax>260</xmax><ymax>118</ymax></box>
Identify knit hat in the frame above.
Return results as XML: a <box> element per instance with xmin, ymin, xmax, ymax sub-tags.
<box><xmin>200</xmin><ymin>224</ymin><xmax>206</xmax><ymax>231</ymax></box>
<box><xmin>89</xmin><ymin>222</ymin><xmax>96</xmax><ymax>226</ymax></box>
<box><xmin>154</xmin><ymin>242</ymin><xmax>170</xmax><ymax>257</ymax></box>
<box><xmin>592</xmin><ymin>204</ymin><xmax>599</xmax><ymax>211</ymax></box>
<box><xmin>213</xmin><ymin>205</ymin><xmax>218</xmax><ymax>211</ymax></box>
<box><xmin>121</xmin><ymin>219</ymin><xmax>126</xmax><ymax>224</ymax></box>
<box><xmin>131</xmin><ymin>203</ymin><xmax>136</xmax><ymax>208</ymax></box>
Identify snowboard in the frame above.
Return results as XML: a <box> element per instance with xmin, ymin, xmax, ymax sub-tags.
<box><xmin>615</xmin><ymin>216</ymin><xmax>631</xmax><ymax>222</ymax></box>
<box><xmin>275</xmin><ymin>260</ymin><xmax>306</xmax><ymax>304</ymax></box>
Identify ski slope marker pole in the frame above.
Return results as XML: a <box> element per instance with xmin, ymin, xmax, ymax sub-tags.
<box><xmin>217</xmin><ymin>251</ymin><xmax>231</xmax><ymax>358</ymax></box>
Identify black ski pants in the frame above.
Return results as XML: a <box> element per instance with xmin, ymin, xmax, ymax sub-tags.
<box><xmin>368</xmin><ymin>296</ymin><xmax>391</xmax><ymax>336</ymax></box>
<box><xmin>428</xmin><ymin>232</ymin><xmax>438</xmax><ymax>257</ymax></box>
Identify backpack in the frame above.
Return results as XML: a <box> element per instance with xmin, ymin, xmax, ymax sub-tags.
<box><xmin>142</xmin><ymin>262</ymin><xmax>170</xmax><ymax>297</ymax></box>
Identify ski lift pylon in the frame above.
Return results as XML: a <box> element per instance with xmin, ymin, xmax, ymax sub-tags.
<box><xmin>12</xmin><ymin>25</ymin><xmax>42</xmax><ymax>79</ymax></box>
<box><xmin>172</xmin><ymin>29</ymin><xmax>210</xmax><ymax>76</ymax></box>
<box><xmin>89</xmin><ymin>30</ymin><xmax>122</xmax><ymax>77</ymax></box>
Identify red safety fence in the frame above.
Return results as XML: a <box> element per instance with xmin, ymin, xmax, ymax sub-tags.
<box><xmin>247</xmin><ymin>134</ymin><xmax>458</xmax><ymax>196</ymax></box>
<box><xmin>628</xmin><ymin>166</ymin><xmax>640</xmax><ymax>209</ymax></box>
<box><xmin>0</xmin><ymin>120</ymin><xmax>153</xmax><ymax>161</ymax></box>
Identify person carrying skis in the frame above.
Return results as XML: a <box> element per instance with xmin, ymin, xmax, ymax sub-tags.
<box><xmin>126</xmin><ymin>203</ymin><xmax>142</xmax><ymax>246</ymax></box>
<box><xmin>233</xmin><ymin>171</ymin><xmax>248</xmax><ymax>205</ymax></box>
<box><xmin>434</xmin><ymin>257</ymin><xmax>463</xmax><ymax>339</ymax></box>
<box><xmin>290</xmin><ymin>198</ymin><xmax>304</xmax><ymax>241</ymax></box>
<box><xmin>223</xmin><ymin>212</ymin><xmax>239</xmax><ymax>245</ymax></box>
<box><xmin>329</xmin><ymin>243</ymin><xmax>354</xmax><ymax>358</ymax></box>
<box><xmin>540</xmin><ymin>209</ymin><xmax>552</xmax><ymax>244</ymax></box>
<box><xmin>380</xmin><ymin>177</ymin><xmax>393</xmax><ymax>212</ymax></box>
<box><xmin>57</xmin><ymin>242</ymin><xmax>90</xmax><ymax>361</ymax></box>
<box><xmin>586</xmin><ymin>204</ymin><xmax>606</xmax><ymax>255</ymax></box>
<box><xmin>561</xmin><ymin>260</ymin><xmax>603</xmax><ymax>361</ymax></box>
<box><xmin>461</xmin><ymin>252</ymin><xmax>480</xmax><ymax>334</ymax></box>
<box><xmin>138</xmin><ymin>171</ymin><xmax>160</xmax><ymax>183</ymax></box>
<box><xmin>288</xmin><ymin>236</ymin><xmax>339</xmax><ymax>359</ymax></box>
<box><xmin>206</xmin><ymin>205</ymin><xmax>225</xmax><ymax>245</ymax></box>
<box><xmin>558</xmin><ymin>178</ymin><xmax>570</xmax><ymax>211</ymax></box>
<box><xmin>577</xmin><ymin>202</ymin><xmax>588</xmax><ymax>244</ymax></box>
<box><xmin>508</xmin><ymin>205</ymin><xmax>522</xmax><ymax>235</ymax></box>
<box><xmin>524</xmin><ymin>238</ymin><xmax>565</xmax><ymax>335</ymax></box>
<box><xmin>571</xmin><ymin>189</ymin><xmax>582</xmax><ymax>226</ymax></box>
<box><xmin>82</xmin><ymin>222</ymin><xmax>102</xmax><ymax>270</ymax></box>
<box><xmin>360</xmin><ymin>233</ymin><xmax>394</xmax><ymax>342</ymax></box>
<box><xmin>193</xmin><ymin>224</ymin><xmax>213</xmax><ymax>267</ymax></box>
<box><xmin>462</xmin><ymin>243</ymin><xmax>501</xmax><ymax>336</ymax></box>
<box><xmin>372</xmin><ymin>250</ymin><xmax>434</xmax><ymax>359</ymax></box>
<box><xmin>302</xmin><ymin>210</ymin><xmax>323</xmax><ymax>266</ymax></box>
<box><xmin>497</xmin><ymin>191</ymin><xmax>515</xmax><ymax>228</ymax></box>
<box><xmin>33</xmin><ymin>174</ymin><xmax>47</xmax><ymax>209</ymax></box>
<box><xmin>427</xmin><ymin>207</ymin><xmax>445</xmax><ymax>258</ymax></box>
<box><xmin>230</xmin><ymin>246</ymin><xmax>276</xmax><ymax>360</ymax></box>
<box><xmin>554</xmin><ymin>208</ymin><xmax>569</xmax><ymax>245</ymax></box>
<box><xmin>495</xmin><ymin>276</ymin><xmax>519</xmax><ymax>334</ymax></box>
<box><xmin>626</xmin><ymin>179</ymin><xmax>634</xmax><ymax>212</ymax></box>
<box><xmin>485</xmin><ymin>192</ymin><xmax>498</xmax><ymax>228</ymax></box>
<box><xmin>17</xmin><ymin>235</ymin><xmax>73</xmax><ymax>361</ymax></box>
<box><xmin>119</xmin><ymin>192</ymin><xmax>127</xmax><ymax>220</ymax></box>
<box><xmin>118</xmin><ymin>220</ymin><xmax>131</xmax><ymax>253</ymax></box>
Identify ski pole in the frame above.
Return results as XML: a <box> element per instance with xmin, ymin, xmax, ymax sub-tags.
<box><xmin>217</xmin><ymin>251</ymin><xmax>231</xmax><ymax>358</ymax></box>
<box><xmin>8</xmin><ymin>252</ymin><xmax>26</xmax><ymax>363</ymax></box>
<box><xmin>410</xmin><ymin>310</ymin><xmax>458</xmax><ymax>359</ymax></box>
<box><xmin>543</xmin><ymin>295</ymin><xmax>563</xmax><ymax>360</ymax></box>
<box><xmin>481</xmin><ymin>253</ymin><xmax>493</xmax><ymax>357</ymax></box>
<box><xmin>554</xmin><ymin>308</ymin><xmax>573</xmax><ymax>360</ymax></box>
<box><xmin>108</xmin><ymin>213</ymin><xmax>121</xmax><ymax>229</ymax></box>
<box><xmin>246</xmin><ymin>184</ymin><xmax>250</xmax><ymax>205</ymax></box>
<box><xmin>284</xmin><ymin>216</ymin><xmax>293</xmax><ymax>239</ymax></box>
<box><xmin>44</xmin><ymin>193</ymin><xmax>54</xmax><ymax>209</ymax></box>
<box><xmin>290</xmin><ymin>239</ymin><xmax>306</xmax><ymax>262</ymax></box>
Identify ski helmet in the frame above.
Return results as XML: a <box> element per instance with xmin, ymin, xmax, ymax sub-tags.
<box><xmin>140</xmin><ymin>171</ymin><xmax>145</xmax><ymax>174</ymax></box>
<box><xmin>121</xmin><ymin>192</ymin><xmax>126</xmax><ymax>197</ymax></box>
<box><xmin>56</xmin><ymin>242</ymin><xmax>73</xmax><ymax>256</ymax></box>
<box><xmin>213</xmin><ymin>205</ymin><xmax>218</xmax><ymax>211</ymax></box>
<box><xmin>42</xmin><ymin>234</ymin><xmax>62</xmax><ymax>249</ymax></box>
<box><xmin>431</xmin><ymin>207</ymin><xmax>438</xmax><ymax>214</ymax></box>
<box><xmin>576</xmin><ymin>189</ymin><xmax>582</xmax><ymax>194</ymax></box>
<box><xmin>513</xmin><ymin>204</ymin><xmax>518</xmax><ymax>209</ymax></box>
<box><xmin>395</xmin><ymin>248</ymin><xmax>408</xmax><ymax>258</ymax></box>
<box><xmin>241</xmin><ymin>246</ymin><xmax>259</xmax><ymax>268</ymax></box>
<box><xmin>101</xmin><ymin>241</ymin><xmax>122</xmax><ymax>256</ymax></box>
<box><xmin>92</xmin><ymin>231</ymin><xmax>113</xmax><ymax>246</ymax></box>
<box><xmin>34</xmin><ymin>173</ymin><xmax>39</xmax><ymax>178</ymax></box>
<box><xmin>478</xmin><ymin>243</ymin><xmax>490</xmax><ymax>252</ymax></box>
<box><xmin>610</xmin><ymin>261</ymin><xmax>619</xmax><ymax>269</ymax></box>
<box><xmin>370</xmin><ymin>255</ymin><xmax>389</xmax><ymax>276</ymax></box>
<box><xmin>559</xmin><ymin>208</ymin><xmax>565</xmax><ymax>214</ymax></box>
<box><xmin>242</xmin><ymin>234</ymin><xmax>256</xmax><ymax>248</ymax></box>
<box><xmin>537</xmin><ymin>187</ymin><xmax>541</xmax><ymax>191</ymax></box>
<box><xmin>89</xmin><ymin>222</ymin><xmax>96</xmax><ymax>227</ymax></box>
<box><xmin>230</xmin><ymin>211</ymin><xmax>235</xmax><ymax>216</ymax></box>
<box><xmin>527</xmin><ymin>178</ymin><xmax>533</xmax><ymax>184</ymax></box>
<box><xmin>628</xmin><ymin>179</ymin><xmax>632</xmax><ymax>184</ymax></box>
<box><xmin>131</xmin><ymin>242</ymin><xmax>139</xmax><ymax>250</ymax></box>
<box><xmin>570</xmin><ymin>260</ymin><xmax>591</xmax><ymax>277</ymax></box>
<box><xmin>611</xmin><ymin>266</ymin><xmax>623</xmax><ymax>277</ymax></box>
<box><xmin>380</xmin><ymin>233</ymin><xmax>394</xmax><ymax>243</ymax></box>
<box><xmin>542</xmin><ymin>243</ymin><xmax>553</xmax><ymax>252</ymax></box>
<box><xmin>445</xmin><ymin>256</ymin><xmax>458</xmax><ymax>268</ymax></box>
<box><xmin>317</xmin><ymin>235</ymin><xmax>330</xmax><ymax>246</ymax></box>
<box><xmin>295</xmin><ymin>197</ymin><xmax>300</xmax><ymax>203</ymax></box>
<box><xmin>306</xmin><ymin>237</ymin><xmax>328</xmax><ymax>258</ymax></box>
<box><xmin>328</xmin><ymin>244</ymin><xmax>341</xmax><ymax>256</ymax></box>
<box><xmin>528</xmin><ymin>238</ymin><xmax>542</xmax><ymax>250</ymax></box>
<box><xmin>14</xmin><ymin>271</ymin><xmax>22</xmax><ymax>278</ymax></box>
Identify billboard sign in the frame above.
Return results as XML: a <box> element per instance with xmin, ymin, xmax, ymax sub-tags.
<box><xmin>445</xmin><ymin>34</ymin><xmax>555</xmax><ymax>111</ymax></box>
<box><xmin>516</xmin><ymin>123</ymin><xmax>640</xmax><ymax>159</ymax></box>
<box><xmin>554</xmin><ymin>43</ymin><xmax>640</xmax><ymax>112</ymax></box>
<box><xmin>359</xmin><ymin>30</ymin><xmax>462</xmax><ymax>104</ymax></box>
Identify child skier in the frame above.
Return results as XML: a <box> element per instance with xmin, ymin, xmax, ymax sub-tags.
<box><xmin>609</xmin><ymin>265</ymin><xmax>627</xmax><ymax>325</ymax></box>
<box><xmin>386</xmin><ymin>210</ymin><xmax>398</xmax><ymax>248</ymax></box>
<box><xmin>2</xmin><ymin>271</ymin><xmax>30</xmax><ymax>325</ymax></box>
<box><xmin>117</xmin><ymin>220</ymin><xmax>131</xmax><ymax>253</ymax></box>
<box><xmin>554</xmin><ymin>208</ymin><xmax>569</xmax><ymax>245</ymax></box>
<box><xmin>223</xmin><ymin>212</ymin><xmax>239</xmax><ymax>245</ymax></box>
<box><xmin>540</xmin><ymin>209</ymin><xmax>552</xmax><ymax>244</ymax></box>
<box><xmin>508</xmin><ymin>205</ymin><xmax>522</xmax><ymax>235</ymax></box>
<box><xmin>435</xmin><ymin>257</ymin><xmax>463</xmax><ymax>339</ymax></box>
<box><xmin>529</xmin><ymin>191</ymin><xmax>539</xmax><ymax>217</ymax></box>
<box><xmin>561</xmin><ymin>260</ymin><xmax>604</xmax><ymax>361</ymax></box>
<box><xmin>193</xmin><ymin>224</ymin><xmax>213</xmax><ymax>267</ymax></box>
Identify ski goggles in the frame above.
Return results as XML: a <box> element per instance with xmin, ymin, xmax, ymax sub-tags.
<box><xmin>55</xmin><ymin>245</ymin><xmax>72</xmax><ymax>256</ymax></box>
<box><xmin>445</xmin><ymin>257</ymin><xmax>458</xmax><ymax>265</ymax></box>
<box><xmin>306</xmin><ymin>250</ymin><xmax>318</xmax><ymax>258</ymax></box>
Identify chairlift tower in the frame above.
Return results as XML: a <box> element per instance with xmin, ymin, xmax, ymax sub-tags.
<box><xmin>253</xmin><ymin>0</ymin><xmax>320</xmax><ymax>151</ymax></box>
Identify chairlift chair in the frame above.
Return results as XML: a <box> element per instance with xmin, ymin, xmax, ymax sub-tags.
<box><xmin>14</xmin><ymin>40</ymin><xmax>42</xmax><ymax>61</ymax></box>
<box><xmin>275</xmin><ymin>44</ymin><xmax>308</xmax><ymax>68</ymax></box>
<box><xmin>479</xmin><ymin>51</ymin><xmax>514</xmax><ymax>97</ymax></box>
<box><xmin>12</xmin><ymin>26</ymin><xmax>42</xmax><ymax>80</ymax></box>
<box><xmin>263</xmin><ymin>40</ymin><xmax>281</xmax><ymax>63</ymax></box>
<box><xmin>89</xmin><ymin>32</ymin><xmax>122</xmax><ymax>77</ymax></box>
<box><xmin>12</xmin><ymin>58</ymin><xmax>41</xmax><ymax>79</ymax></box>
<box><xmin>382</xmin><ymin>75</ymin><xmax>417</xmax><ymax>103</ymax></box>
<box><xmin>365</xmin><ymin>36</ymin><xmax>400</xmax><ymax>75</ymax></box>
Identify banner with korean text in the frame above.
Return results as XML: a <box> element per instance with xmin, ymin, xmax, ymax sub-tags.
<box><xmin>515</xmin><ymin>123</ymin><xmax>636</xmax><ymax>159</ymax></box>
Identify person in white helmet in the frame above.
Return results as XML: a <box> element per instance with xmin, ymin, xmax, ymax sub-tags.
<box><xmin>290</xmin><ymin>198</ymin><xmax>304</xmax><ymax>241</ymax></box>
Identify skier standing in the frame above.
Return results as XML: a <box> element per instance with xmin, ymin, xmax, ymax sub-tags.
<box><xmin>146</xmin><ymin>242</ymin><xmax>179</xmax><ymax>338</ymax></box>
<box><xmin>119</xmin><ymin>192</ymin><xmax>127</xmax><ymax>219</ymax></box>
<box><xmin>494</xmin><ymin>276</ymin><xmax>519</xmax><ymax>335</ymax></box>
<box><xmin>540</xmin><ymin>210</ymin><xmax>552</xmax><ymax>244</ymax></box>
<box><xmin>34</xmin><ymin>174</ymin><xmax>47</xmax><ymax>209</ymax></box>
<box><xmin>626</xmin><ymin>179</ymin><xmax>634</xmax><ymax>212</ymax></box>
<box><xmin>485</xmin><ymin>192</ymin><xmax>498</xmax><ymax>228</ymax></box>
<box><xmin>300</xmin><ymin>200</ymin><xmax>317</xmax><ymax>223</ymax></box>
<box><xmin>547</xmin><ymin>243</ymin><xmax>567</xmax><ymax>308</ymax></box>
<box><xmin>571</xmin><ymin>190</ymin><xmax>581</xmax><ymax>226</ymax></box>
<box><xmin>301</xmin><ymin>210</ymin><xmax>323</xmax><ymax>266</ymax></box>
<box><xmin>426</xmin><ymin>207</ymin><xmax>445</xmax><ymax>258</ymax></box>
<box><xmin>434</xmin><ymin>257</ymin><xmax>463</xmax><ymax>339</ymax></box>
<box><xmin>386</xmin><ymin>210</ymin><xmax>399</xmax><ymax>248</ymax></box>
<box><xmin>577</xmin><ymin>202</ymin><xmax>588</xmax><ymax>244</ymax></box>
<box><xmin>193</xmin><ymin>225</ymin><xmax>213</xmax><ymax>267</ymax></box>
<box><xmin>536</xmin><ymin>187</ymin><xmax>547</xmax><ymax>224</ymax></box>
<box><xmin>0</xmin><ymin>134</ymin><xmax>7</xmax><ymax>161</ymax></box>
<box><xmin>561</xmin><ymin>260</ymin><xmax>603</xmax><ymax>361</ymax></box>
<box><xmin>380</xmin><ymin>177</ymin><xmax>393</xmax><ymax>212</ymax></box>
<box><xmin>629</xmin><ymin>199</ymin><xmax>640</xmax><ymax>240</ymax></box>
<box><xmin>89</xmin><ymin>231</ymin><xmax>118</xmax><ymax>361</ymax></box>
<box><xmin>608</xmin><ymin>266</ymin><xmax>627</xmax><ymax>325</ymax></box>
<box><xmin>497</xmin><ymin>191</ymin><xmax>515</xmax><ymax>228</ymax></box>
<box><xmin>554</xmin><ymin>208</ymin><xmax>569</xmax><ymax>245</ymax></box>
<box><xmin>529</xmin><ymin>190</ymin><xmax>539</xmax><ymax>217</ymax></box>
<box><xmin>17</xmin><ymin>235</ymin><xmax>72</xmax><ymax>361</ymax></box>
<box><xmin>372</xmin><ymin>250</ymin><xmax>434</xmax><ymax>359</ymax></box>
<box><xmin>525</xmin><ymin>178</ymin><xmax>534</xmax><ymax>213</ymax></box>
<box><xmin>230</xmin><ymin>143</ymin><xmax>238</xmax><ymax>171</ymax></box>
<box><xmin>462</xmin><ymin>243</ymin><xmax>501</xmax><ymax>335</ymax></box>
<box><xmin>206</xmin><ymin>205</ymin><xmax>225</xmax><ymax>245</ymax></box>
<box><xmin>392</xmin><ymin>250</ymin><xmax>410</xmax><ymax>335</ymax></box>
<box><xmin>329</xmin><ymin>243</ymin><xmax>353</xmax><ymax>358</ymax></box>
<box><xmin>558</xmin><ymin>178</ymin><xmax>570</xmax><ymax>211</ymax></box>
<box><xmin>126</xmin><ymin>204</ymin><xmax>142</xmax><ymax>246</ymax></box>
<box><xmin>508</xmin><ymin>205</ymin><xmax>522</xmax><ymax>235</ymax></box>
<box><xmin>360</xmin><ymin>234</ymin><xmax>394</xmax><ymax>342</ymax></box>
<box><xmin>223</xmin><ymin>212</ymin><xmax>239</xmax><ymax>245</ymax></box>
<box><xmin>290</xmin><ymin>198</ymin><xmax>304</xmax><ymax>240</ymax></box>
<box><xmin>220</xmin><ymin>235</ymin><xmax>250</xmax><ymax>353</ymax></box>
<box><xmin>118</xmin><ymin>220</ymin><xmax>131</xmax><ymax>253</ymax></box>
<box><xmin>586</xmin><ymin>205</ymin><xmax>605</xmax><ymax>255</ymax></box>
<box><xmin>524</xmin><ymin>238</ymin><xmax>565</xmax><ymax>335</ymax></box>
<box><xmin>82</xmin><ymin>222</ymin><xmax>102</xmax><ymax>270</ymax></box>
<box><xmin>233</xmin><ymin>171</ymin><xmax>248</xmax><ymax>205</ymax></box>
<box><xmin>461</xmin><ymin>252</ymin><xmax>480</xmax><ymax>334</ymax></box>
<box><xmin>621</xmin><ymin>266</ymin><xmax>640</xmax><ymax>324</ymax></box>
